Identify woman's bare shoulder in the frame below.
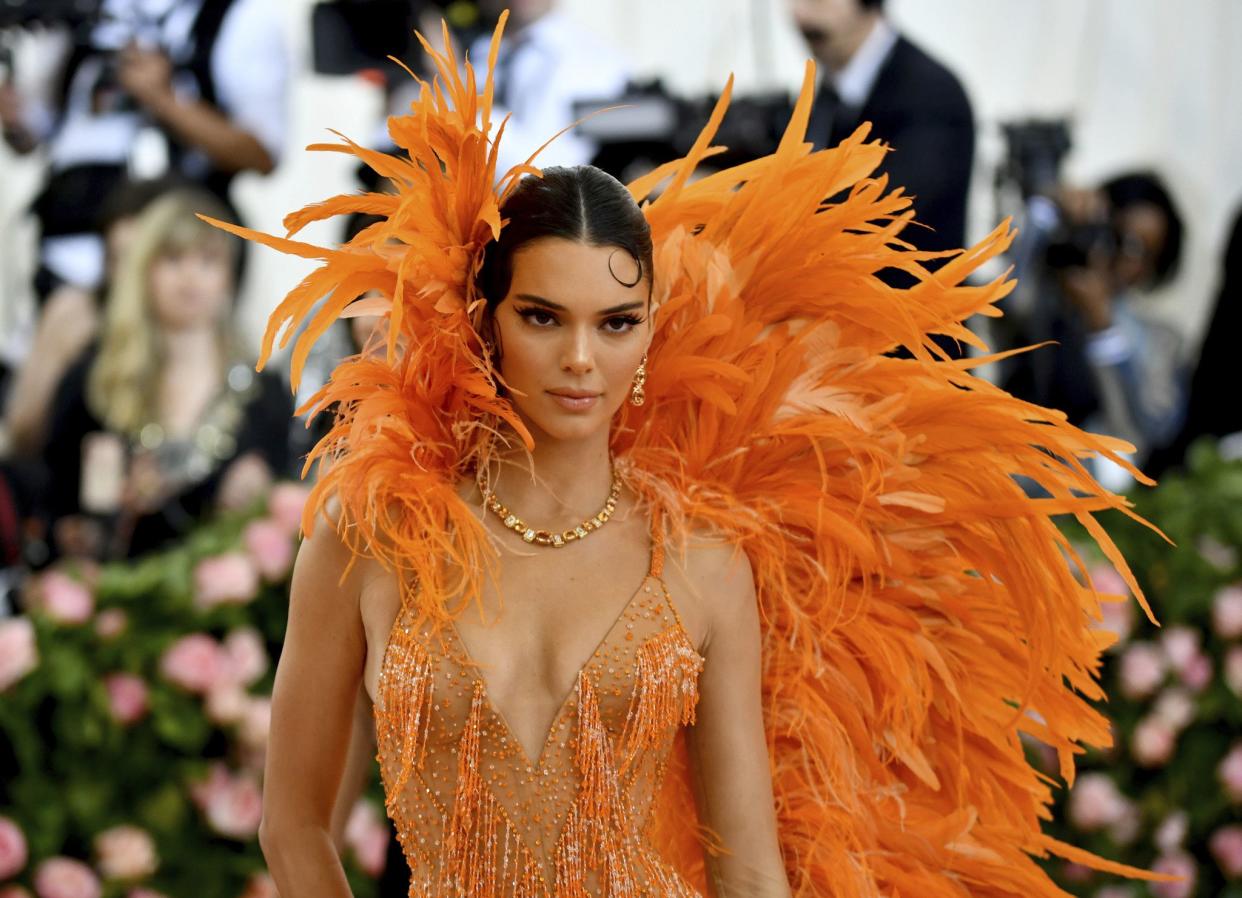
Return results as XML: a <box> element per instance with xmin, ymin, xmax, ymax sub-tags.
<box><xmin>660</xmin><ymin>523</ymin><xmax>756</xmax><ymax>652</ymax></box>
<box><xmin>294</xmin><ymin>493</ymin><xmax>389</xmax><ymax>596</ymax></box>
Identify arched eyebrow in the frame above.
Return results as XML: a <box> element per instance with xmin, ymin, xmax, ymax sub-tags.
<box><xmin>514</xmin><ymin>293</ymin><xmax>645</xmax><ymax>315</ymax></box>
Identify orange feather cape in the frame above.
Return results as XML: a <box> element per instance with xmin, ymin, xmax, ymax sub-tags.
<box><xmin>206</xmin><ymin>15</ymin><xmax>1179</xmax><ymax>898</ymax></box>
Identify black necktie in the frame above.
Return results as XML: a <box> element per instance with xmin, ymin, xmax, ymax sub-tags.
<box><xmin>807</xmin><ymin>79</ymin><xmax>838</xmax><ymax>151</ymax></box>
<box><xmin>808</xmin><ymin>79</ymin><xmax>860</xmax><ymax>150</ymax></box>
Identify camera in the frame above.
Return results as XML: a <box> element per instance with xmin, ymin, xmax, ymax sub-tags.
<box><xmin>997</xmin><ymin>119</ymin><xmax>1117</xmax><ymax>272</ymax></box>
<box><xmin>573</xmin><ymin>80</ymin><xmax>794</xmax><ymax>179</ymax></box>
<box><xmin>310</xmin><ymin>0</ymin><xmax>424</xmax><ymax>79</ymax></box>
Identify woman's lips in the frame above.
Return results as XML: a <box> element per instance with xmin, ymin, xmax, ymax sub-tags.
<box><xmin>547</xmin><ymin>390</ymin><xmax>601</xmax><ymax>412</ymax></box>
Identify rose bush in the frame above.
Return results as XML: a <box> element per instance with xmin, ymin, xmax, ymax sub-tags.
<box><xmin>0</xmin><ymin>484</ymin><xmax>383</xmax><ymax>897</ymax></box>
<box><xmin>1036</xmin><ymin>442</ymin><xmax>1242</xmax><ymax>896</ymax></box>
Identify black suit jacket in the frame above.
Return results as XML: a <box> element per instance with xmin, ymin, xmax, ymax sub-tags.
<box><xmin>815</xmin><ymin>35</ymin><xmax>975</xmax><ymax>254</ymax></box>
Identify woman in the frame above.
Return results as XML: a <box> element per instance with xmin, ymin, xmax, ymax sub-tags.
<box><xmin>237</xmin><ymin>17</ymin><xmax>1179</xmax><ymax>898</ymax></box>
<box><xmin>41</xmin><ymin>188</ymin><xmax>292</xmax><ymax>562</ymax></box>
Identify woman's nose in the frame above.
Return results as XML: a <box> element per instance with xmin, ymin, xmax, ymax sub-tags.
<box><xmin>560</xmin><ymin>327</ymin><xmax>595</xmax><ymax>374</ymax></box>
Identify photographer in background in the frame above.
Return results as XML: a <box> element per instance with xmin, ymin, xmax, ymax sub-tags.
<box><xmin>999</xmin><ymin>171</ymin><xmax>1189</xmax><ymax>490</ymax></box>
<box><xmin>0</xmin><ymin>0</ymin><xmax>289</xmax><ymax>304</ymax></box>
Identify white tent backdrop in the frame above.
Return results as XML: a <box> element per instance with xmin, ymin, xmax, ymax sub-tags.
<box><xmin>1</xmin><ymin>0</ymin><xmax>1239</xmax><ymax>370</ymax></box>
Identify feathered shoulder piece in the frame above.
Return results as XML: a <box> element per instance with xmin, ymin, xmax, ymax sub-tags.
<box><xmin>204</xmin><ymin>17</ymin><xmax>536</xmax><ymax>623</ymax></box>
<box><xmin>206</xmin><ymin>14</ymin><xmax>1178</xmax><ymax>896</ymax></box>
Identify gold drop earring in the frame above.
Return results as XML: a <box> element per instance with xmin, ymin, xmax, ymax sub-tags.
<box><xmin>630</xmin><ymin>352</ymin><xmax>648</xmax><ymax>406</ymax></box>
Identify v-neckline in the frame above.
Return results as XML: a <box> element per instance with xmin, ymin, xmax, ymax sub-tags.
<box><xmin>446</xmin><ymin>570</ymin><xmax>654</xmax><ymax>771</ymax></box>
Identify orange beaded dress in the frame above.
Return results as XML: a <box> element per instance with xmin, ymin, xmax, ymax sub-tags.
<box><xmin>374</xmin><ymin>525</ymin><xmax>705</xmax><ymax>897</ymax></box>
<box><xmin>211</xmin><ymin>13</ymin><xmax>1184</xmax><ymax>898</ymax></box>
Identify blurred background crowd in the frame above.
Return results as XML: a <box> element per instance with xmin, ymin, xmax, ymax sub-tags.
<box><xmin>0</xmin><ymin>1</ymin><xmax>1240</xmax><ymax>897</ymax></box>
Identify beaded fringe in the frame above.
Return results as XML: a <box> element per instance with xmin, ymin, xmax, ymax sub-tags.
<box><xmin>441</xmin><ymin>683</ymin><xmax>544</xmax><ymax>896</ymax></box>
<box><xmin>619</xmin><ymin>629</ymin><xmax>704</xmax><ymax>768</ymax></box>
<box><xmin>377</xmin><ymin>622</ymin><xmax>704</xmax><ymax>896</ymax></box>
<box><xmin>377</xmin><ymin>633</ymin><xmax>434</xmax><ymax>814</ymax></box>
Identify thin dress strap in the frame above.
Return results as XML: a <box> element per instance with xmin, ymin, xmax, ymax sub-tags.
<box><xmin>649</xmin><ymin>509</ymin><xmax>665</xmax><ymax>578</ymax></box>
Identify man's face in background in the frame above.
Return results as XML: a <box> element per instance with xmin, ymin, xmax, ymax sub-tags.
<box><xmin>789</xmin><ymin>0</ymin><xmax>878</xmax><ymax>71</ymax></box>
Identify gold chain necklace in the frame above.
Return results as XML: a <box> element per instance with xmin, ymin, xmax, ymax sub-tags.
<box><xmin>479</xmin><ymin>469</ymin><xmax>622</xmax><ymax>548</ymax></box>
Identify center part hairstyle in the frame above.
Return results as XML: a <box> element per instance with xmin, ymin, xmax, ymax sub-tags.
<box><xmin>476</xmin><ymin>164</ymin><xmax>654</xmax><ymax>308</ymax></box>
<box><xmin>205</xmin><ymin>13</ymin><xmax>1180</xmax><ymax>897</ymax></box>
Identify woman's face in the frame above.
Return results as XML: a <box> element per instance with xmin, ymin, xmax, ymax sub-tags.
<box><xmin>490</xmin><ymin>237</ymin><xmax>651</xmax><ymax>444</ymax></box>
<box><xmin>148</xmin><ymin>238</ymin><xmax>233</xmax><ymax>332</ymax></box>
<box><xmin>1112</xmin><ymin>202</ymin><xmax>1169</xmax><ymax>290</ymax></box>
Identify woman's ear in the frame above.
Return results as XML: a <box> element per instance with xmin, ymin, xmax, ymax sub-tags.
<box><xmin>481</xmin><ymin>306</ymin><xmax>503</xmax><ymax>366</ymax></box>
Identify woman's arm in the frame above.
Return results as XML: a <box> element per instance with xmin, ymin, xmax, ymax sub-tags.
<box><xmin>679</xmin><ymin>544</ymin><xmax>792</xmax><ymax>898</ymax></box>
<box><xmin>259</xmin><ymin>505</ymin><xmax>367</xmax><ymax>896</ymax></box>
<box><xmin>2</xmin><ymin>285</ymin><xmax>99</xmax><ymax>457</ymax></box>
<box><xmin>328</xmin><ymin>683</ymin><xmax>379</xmax><ymax>851</ymax></box>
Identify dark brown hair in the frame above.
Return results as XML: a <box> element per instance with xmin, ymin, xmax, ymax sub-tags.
<box><xmin>477</xmin><ymin>165</ymin><xmax>653</xmax><ymax>307</ymax></box>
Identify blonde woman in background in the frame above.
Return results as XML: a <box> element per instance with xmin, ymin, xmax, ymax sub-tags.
<box><xmin>38</xmin><ymin>188</ymin><xmax>292</xmax><ymax>563</ymax></box>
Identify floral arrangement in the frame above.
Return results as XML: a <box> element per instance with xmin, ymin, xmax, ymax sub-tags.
<box><xmin>6</xmin><ymin>438</ymin><xmax>1241</xmax><ymax>896</ymax></box>
<box><xmin>0</xmin><ymin>485</ymin><xmax>389</xmax><ymax>898</ymax></box>
<box><xmin>1036</xmin><ymin>441</ymin><xmax>1242</xmax><ymax>898</ymax></box>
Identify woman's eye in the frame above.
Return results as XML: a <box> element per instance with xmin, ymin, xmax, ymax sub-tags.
<box><xmin>603</xmin><ymin>315</ymin><xmax>643</xmax><ymax>333</ymax></box>
<box><xmin>519</xmin><ymin>309</ymin><xmax>557</xmax><ymax>327</ymax></box>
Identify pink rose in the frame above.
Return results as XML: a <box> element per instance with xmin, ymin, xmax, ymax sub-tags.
<box><xmin>205</xmin><ymin>683</ymin><xmax>248</xmax><ymax>726</ymax></box>
<box><xmin>1061</xmin><ymin>861</ymin><xmax>1093</xmax><ymax>883</ymax></box>
<box><xmin>239</xmin><ymin>873</ymin><xmax>278</xmax><ymax>898</ymax></box>
<box><xmin>242</xmin><ymin>519</ymin><xmax>294</xmax><ymax>582</ymax></box>
<box><xmin>1089</xmin><ymin>564</ymin><xmax>1129</xmax><ymax>597</ymax></box>
<box><xmin>1226</xmin><ymin>646</ymin><xmax>1242</xmax><ymax>697</ymax></box>
<box><xmin>221</xmin><ymin>629</ymin><xmax>269</xmax><ymax>687</ymax></box>
<box><xmin>1209</xmin><ymin>824</ymin><xmax>1242</xmax><ymax>878</ymax></box>
<box><xmin>1132</xmin><ymin>716</ymin><xmax>1176</xmax><ymax>767</ymax></box>
<box><xmin>1152</xmin><ymin>688</ymin><xmax>1196</xmax><ymax>733</ymax></box>
<box><xmin>1178</xmin><ymin>651</ymin><xmax>1213</xmax><ymax>693</ymax></box>
<box><xmin>1219</xmin><ymin>744</ymin><xmax>1242</xmax><ymax>802</ymax></box>
<box><xmin>1212</xmin><ymin>585</ymin><xmax>1242</xmax><ymax>640</ymax></box>
<box><xmin>189</xmin><ymin>762</ymin><xmax>228</xmax><ymax>809</ymax></box>
<box><xmin>1151</xmin><ymin>851</ymin><xmax>1196</xmax><ymax>898</ymax></box>
<box><xmin>1198</xmin><ymin>535</ymin><xmax>1238</xmax><ymax>572</ymax></box>
<box><xmin>1067</xmin><ymin>772</ymin><xmax>1128</xmax><ymax>830</ymax></box>
<box><xmin>94</xmin><ymin>825</ymin><xmax>158</xmax><ymax>880</ymax></box>
<box><xmin>32</xmin><ymin>857</ymin><xmax>102</xmax><ymax>898</ymax></box>
<box><xmin>1118</xmin><ymin>642</ymin><xmax>1166</xmax><ymax>700</ymax></box>
<box><xmin>345</xmin><ymin>799</ymin><xmax>389</xmax><ymax>877</ymax></box>
<box><xmin>104</xmin><ymin>674</ymin><xmax>149</xmax><ymax>726</ymax></box>
<box><xmin>159</xmin><ymin>634</ymin><xmax>225</xmax><ymax>694</ymax></box>
<box><xmin>1153</xmin><ymin>810</ymin><xmax>1189</xmax><ymax>853</ymax></box>
<box><xmin>37</xmin><ymin>571</ymin><xmax>94</xmax><ymax>625</ymax></box>
<box><xmin>239</xmin><ymin>697</ymin><xmax>272</xmax><ymax>749</ymax></box>
<box><xmin>125</xmin><ymin>890</ymin><xmax>168</xmax><ymax>898</ymax></box>
<box><xmin>93</xmin><ymin>609</ymin><xmax>128</xmax><ymax>639</ymax></box>
<box><xmin>1096</xmin><ymin>597</ymin><xmax>1134</xmax><ymax>649</ymax></box>
<box><xmin>192</xmin><ymin>553</ymin><xmax>259</xmax><ymax>611</ymax></box>
<box><xmin>268</xmin><ymin>482</ymin><xmax>310</xmax><ymax>535</ymax></box>
<box><xmin>0</xmin><ymin>815</ymin><xmax>28</xmax><ymax>879</ymax></box>
<box><xmin>191</xmin><ymin>765</ymin><xmax>262</xmax><ymax>840</ymax></box>
<box><xmin>1160</xmin><ymin>627</ymin><xmax>1201</xmax><ymax>675</ymax></box>
<box><xmin>0</xmin><ymin>617</ymin><xmax>38</xmax><ymax>692</ymax></box>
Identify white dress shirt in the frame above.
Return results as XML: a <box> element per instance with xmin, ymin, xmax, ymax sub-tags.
<box><xmin>831</xmin><ymin>16</ymin><xmax>899</xmax><ymax>110</ymax></box>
